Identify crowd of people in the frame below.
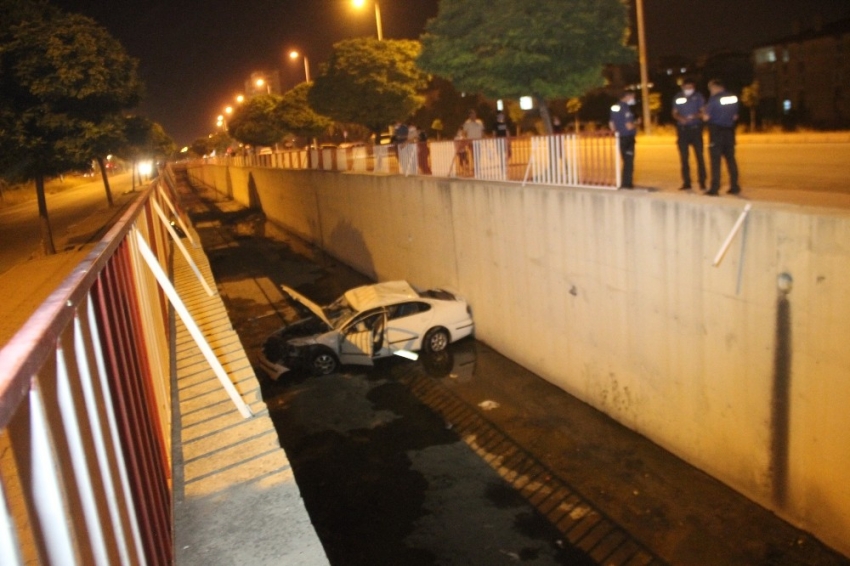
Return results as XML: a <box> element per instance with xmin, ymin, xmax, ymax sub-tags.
<box><xmin>386</xmin><ymin>79</ymin><xmax>743</xmax><ymax>193</ymax></box>
<box><xmin>609</xmin><ymin>78</ymin><xmax>742</xmax><ymax>196</ymax></box>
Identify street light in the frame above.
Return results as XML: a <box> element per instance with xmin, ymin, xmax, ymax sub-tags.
<box><xmin>289</xmin><ymin>50</ymin><xmax>311</xmax><ymax>82</ymax></box>
<box><xmin>352</xmin><ymin>0</ymin><xmax>383</xmax><ymax>41</ymax></box>
<box><xmin>235</xmin><ymin>94</ymin><xmax>245</xmax><ymax>104</ymax></box>
<box><xmin>255</xmin><ymin>77</ymin><xmax>271</xmax><ymax>94</ymax></box>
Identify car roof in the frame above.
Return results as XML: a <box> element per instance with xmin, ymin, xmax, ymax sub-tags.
<box><xmin>344</xmin><ymin>280</ymin><xmax>419</xmax><ymax>312</ymax></box>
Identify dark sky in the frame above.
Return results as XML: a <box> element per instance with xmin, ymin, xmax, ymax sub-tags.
<box><xmin>48</xmin><ymin>0</ymin><xmax>850</xmax><ymax>145</ymax></box>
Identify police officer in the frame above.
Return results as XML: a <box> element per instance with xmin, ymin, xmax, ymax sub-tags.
<box><xmin>672</xmin><ymin>78</ymin><xmax>706</xmax><ymax>190</ymax></box>
<box><xmin>702</xmin><ymin>79</ymin><xmax>741</xmax><ymax>196</ymax></box>
<box><xmin>609</xmin><ymin>89</ymin><xmax>638</xmax><ymax>189</ymax></box>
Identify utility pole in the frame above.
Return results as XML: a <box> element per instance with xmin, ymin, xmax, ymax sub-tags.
<box><xmin>636</xmin><ymin>0</ymin><xmax>652</xmax><ymax>134</ymax></box>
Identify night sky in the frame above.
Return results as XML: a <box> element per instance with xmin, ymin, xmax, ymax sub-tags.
<box><xmin>47</xmin><ymin>0</ymin><xmax>850</xmax><ymax>145</ymax></box>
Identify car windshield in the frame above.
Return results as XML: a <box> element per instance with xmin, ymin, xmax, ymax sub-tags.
<box><xmin>323</xmin><ymin>295</ymin><xmax>356</xmax><ymax>330</ymax></box>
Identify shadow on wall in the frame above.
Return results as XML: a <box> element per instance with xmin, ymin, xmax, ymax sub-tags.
<box><xmin>247</xmin><ymin>172</ymin><xmax>261</xmax><ymax>210</ymax></box>
<box><xmin>327</xmin><ymin>219</ymin><xmax>375</xmax><ymax>281</ymax></box>
<box><xmin>771</xmin><ymin>273</ymin><xmax>793</xmax><ymax>508</ymax></box>
<box><xmin>226</xmin><ymin>167</ymin><xmax>234</xmax><ymax>199</ymax></box>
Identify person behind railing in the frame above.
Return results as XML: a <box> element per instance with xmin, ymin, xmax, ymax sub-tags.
<box><xmin>391</xmin><ymin>120</ymin><xmax>408</xmax><ymax>152</ymax></box>
<box><xmin>462</xmin><ymin>110</ymin><xmax>484</xmax><ymax>175</ymax></box>
<box><xmin>415</xmin><ymin>128</ymin><xmax>431</xmax><ymax>175</ymax></box>
<box><xmin>454</xmin><ymin>128</ymin><xmax>469</xmax><ymax>173</ymax></box>
<box><xmin>609</xmin><ymin>89</ymin><xmax>638</xmax><ymax>189</ymax></box>
<box><xmin>492</xmin><ymin>110</ymin><xmax>512</xmax><ymax>160</ymax></box>
<box><xmin>551</xmin><ymin>115</ymin><xmax>565</xmax><ymax>134</ymax></box>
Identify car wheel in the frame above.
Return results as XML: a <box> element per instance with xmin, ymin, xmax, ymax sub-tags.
<box><xmin>423</xmin><ymin>327</ymin><xmax>450</xmax><ymax>353</ymax></box>
<box><xmin>310</xmin><ymin>349</ymin><xmax>339</xmax><ymax>376</ymax></box>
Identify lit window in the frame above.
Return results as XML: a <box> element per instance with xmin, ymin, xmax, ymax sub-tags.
<box><xmin>755</xmin><ymin>47</ymin><xmax>777</xmax><ymax>64</ymax></box>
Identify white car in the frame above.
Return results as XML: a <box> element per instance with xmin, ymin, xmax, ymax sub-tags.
<box><xmin>259</xmin><ymin>280</ymin><xmax>474</xmax><ymax>378</ymax></box>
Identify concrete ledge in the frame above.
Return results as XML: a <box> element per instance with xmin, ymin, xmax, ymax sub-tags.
<box><xmin>171</xmin><ymin>235</ymin><xmax>328</xmax><ymax>566</ymax></box>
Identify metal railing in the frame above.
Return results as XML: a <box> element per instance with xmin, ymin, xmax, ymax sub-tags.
<box><xmin>0</xmin><ymin>172</ymin><xmax>192</xmax><ymax>565</ymax></box>
<box><xmin>209</xmin><ymin>132</ymin><xmax>621</xmax><ymax>190</ymax></box>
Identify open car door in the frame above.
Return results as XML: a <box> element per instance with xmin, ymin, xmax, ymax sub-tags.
<box><xmin>339</xmin><ymin>311</ymin><xmax>388</xmax><ymax>366</ymax></box>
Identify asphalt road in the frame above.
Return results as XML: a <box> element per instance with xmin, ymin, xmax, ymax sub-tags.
<box><xmin>0</xmin><ymin>173</ymin><xmax>134</xmax><ymax>276</ymax></box>
<box><xmin>181</xmin><ymin>176</ymin><xmax>850</xmax><ymax>566</ymax></box>
<box><xmin>633</xmin><ymin>140</ymin><xmax>850</xmax><ymax>207</ymax></box>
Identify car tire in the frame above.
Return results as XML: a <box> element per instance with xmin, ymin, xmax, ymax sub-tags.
<box><xmin>423</xmin><ymin>327</ymin><xmax>450</xmax><ymax>353</ymax></box>
<box><xmin>309</xmin><ymin>349</ymin><xmax>339</xmax><ymax>376</ymax></box>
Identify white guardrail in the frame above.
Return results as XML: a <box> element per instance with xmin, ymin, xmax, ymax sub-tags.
<box><xmin>211</xmin><ymin>132</ymin><xmax>621</xmax><ymax>190</ymax></box>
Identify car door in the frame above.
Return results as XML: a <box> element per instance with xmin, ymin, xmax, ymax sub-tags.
<box><xmin>386</xmin><ymin>301</ymin><xmax>433</xmax><ymax>351</ymax></box>
<box><xmin>338</xmin><ymin>310</ymin><xmax>387</xmax><ymax>366</ymax></box>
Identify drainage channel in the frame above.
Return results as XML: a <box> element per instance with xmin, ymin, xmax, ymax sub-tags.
<box><xmin>397</xmin><ymin>367</ymin><xmax>668</xmax><ymax>566</ymax></box>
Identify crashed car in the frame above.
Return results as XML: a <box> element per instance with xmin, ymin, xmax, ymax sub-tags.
<box><xmin>259</xmin><ymin>280</ymin><xmax>474</xmax><ymax>378</ymax></box>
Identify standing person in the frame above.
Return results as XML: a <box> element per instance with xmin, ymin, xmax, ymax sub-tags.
<box><xmin>391</xmin><ymin>120</ymin><xmax>408</xmax><ymax>145</ymax></box>
<box><xmin>609</xmin><ymin>89</ymin><xmax>638</xmax><ymax>189</ymax></box>
<box><xmin>551</xmin><ymin>115</ymin><xmax>565</xmax><ymax>134</ymax></box>
<box><xmin>672</xmin><ymin>78</ymin><xmax>706</xmax><ymax>190</ymax></box>
<box><xmin>462</xmin><ymin>110</ymin><xmax>484</xmax><ymax>174</ymax></box>
<box><xmin>492</xmin><ymin>110</ymin><xmax>511</xmax><ymax>159</ymax></box>
<box><xmin>416</xmin><ymin>129</ymin><xmax>431</xmax><ymax>175</ymax></box>
<box><xmin>702</xmin><ymin>79</ymin><xmax>741</xmax><ymax>196</ymax></box>
<box><xmin>462</xmin><ymin>109</ymin><xmax>484</xmax><ymax>140</ymax></box>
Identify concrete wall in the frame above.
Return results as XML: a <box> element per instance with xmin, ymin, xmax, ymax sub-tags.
<box><xmin>186</xmin><ymin>163</ymin><xmax>850</xmax><ymax>557</ymax></box>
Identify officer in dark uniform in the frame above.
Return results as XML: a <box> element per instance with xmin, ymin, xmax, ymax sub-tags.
<box><xmin>702</xmin><ymin>79</ymin><xmax>741</xmax><ymax>196</ymax></box>
<box><xmin>672</xmin><ymin>78</ymin><xmax>706</xmax><ymax>190</ymax></box>
<box><xmin>609</xmin><ymin>89</ymin><xmax>638</xmax><ymax>189</ymax></box>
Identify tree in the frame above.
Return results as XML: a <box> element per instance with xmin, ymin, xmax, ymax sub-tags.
<box><xmin>277</xmin><ymin>82</ymin><xmax>332</xmax><ymax>140</ymax></box>
<box><xmin>308</xmin><ymin>38</ymin><xmax>430</xmax><ymax>135</ymax></box>
<box><xmin>741</xmin><ymin>81</ymin><xmax>760</xmax><ymax>132</ymax></box>
<box><xmin>227</xmin><ymin>94</ymin><xmax>287</xmax><ymax>148</ymax></box>
<box><xmin>119</xmin><ymin>116</ymin><xmax>176</xmax><ymax>188</ymax></box>
<box><xmin>418</xmin><ymin>0</ymin><xmax>633</xmax><ymax>133</ymax></box>
<box><xmin>0</xmin><ymin>6</ymin><xmax>143</xmax><ymax>254</ymax></box>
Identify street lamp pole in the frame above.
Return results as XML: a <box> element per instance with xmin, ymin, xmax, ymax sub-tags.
<box><xmin>374</xmin><ymin>1</ymin><xmax>383</xmax><ymax>41</ymax></box>
<box><xmin>636</xmin><ymin>0</ymin><xmax>652</xmax><ymax>134</ymax></box>
<box><xmin>353</xmin><ymin>0</ymin><xmax>383</xmax><ymax>41</ymax></box>
<box><xmin>289</xmin><ymin>51</ymin><xmax>311</xmax><ymax>82</ymax></box>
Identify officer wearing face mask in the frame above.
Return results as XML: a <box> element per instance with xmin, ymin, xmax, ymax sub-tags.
<box><xmin>609</xmin><ymin>89</ymin><xmax>638</xmax><ymax>189</ymax></box>
<box><xmin>672</xmin><ymin>78</ymin><xmax>706</xmax><ymax>191</ymax></box>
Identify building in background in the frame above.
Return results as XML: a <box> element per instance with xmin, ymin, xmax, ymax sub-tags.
<box><xmin>754</xmin><ymin>17</ymin><xmax>850</xmax><ymax>129</ymax></box>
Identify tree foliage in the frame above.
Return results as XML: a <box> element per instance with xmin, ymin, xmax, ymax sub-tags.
<box><xmin>121</xmin><ymin>115</ymin><xmax>176</xmax><ymax>161</ymax></box>
<box><xmin>278</xmin><ymin>82</ymin><xmax>332</xmax><ymax>140</ymax></box>
<box><xmin>227</xmin><ymin>94</ymin><xmax>287</xmax><ymax>147</ymax></box>
<box><xmin>418</xmin><ymin>0</ymin><xmax>633</xmax><ymax>132</ymax></box>
<box><xmin>309</xmin><ymin>38</ymin><xmax>429</xmax><ymax>134</ymax></box>
<box><xmin>0</xmin><ymin>3</ymin><xmax>143</xmax><ymax>252</ymax></box>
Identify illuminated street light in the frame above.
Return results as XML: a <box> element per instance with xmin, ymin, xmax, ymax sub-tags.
<box><xmin>255</xmin><ymin>77</ymin><xmax>271</xmax><ymax>94</ymax></box>
<box><xmin>289</xmin><ymin>50</ymin><xmax>311</xmax><ymax>82</ymax></box>
<box><xmin>224</xmin><ymin>106</ymin><xmax>233</xmax><ymax>115</ymax></box>
<box><xmin>236</xmin><ymin>94</ymin><xmax>245</xmax><ymax>104</ymax></box>
<box><xmin>352</xmin><ymin>0</ymin><xmax>383</xmax><ymax>41</ymax></box>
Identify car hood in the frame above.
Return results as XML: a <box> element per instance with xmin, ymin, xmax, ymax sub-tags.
<box><xmin>281</xmin><ymin>285</ymin><xmax>332</xmax><ymax>328</ymax></box>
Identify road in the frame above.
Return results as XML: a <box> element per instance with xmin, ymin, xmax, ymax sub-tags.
<box><xmin>0</xmin><ymin>174</ymin><xmax>134</xmax><ymax>276</ymax></box>
<box><xmin>181</xmin><ymin>177</ymin><xmax>850</xmax><ymax>566</ymax></box>
<box><xmin>633</xmin><ymin>139</ymin><xmax>850</xmax><ymax>207</ymax></box>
